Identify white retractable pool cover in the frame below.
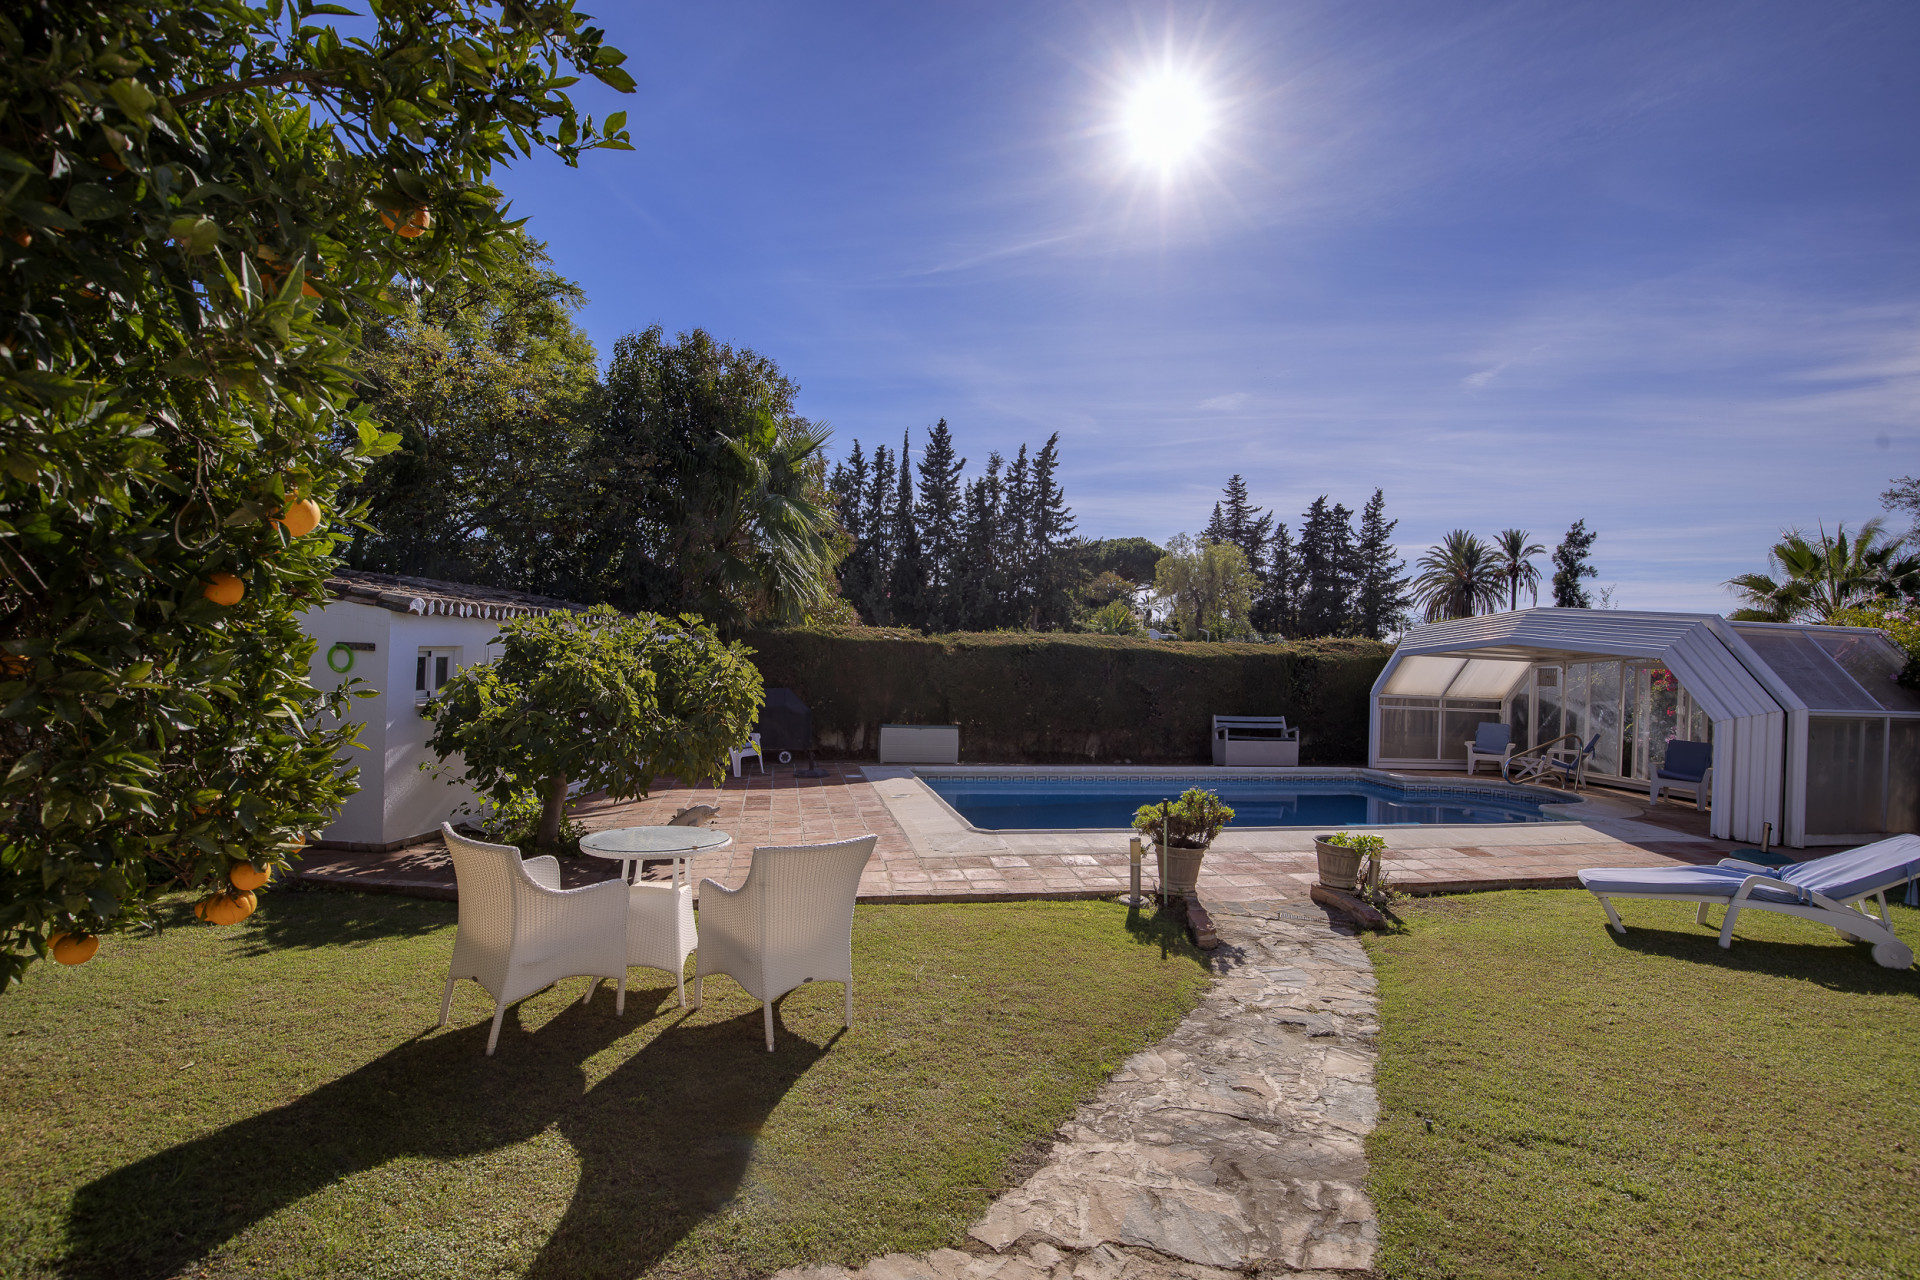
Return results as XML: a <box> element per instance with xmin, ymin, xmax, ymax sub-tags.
<box><xmin>1370</xmin><ymin>609</ymin><xmax>1920</xmax><ymax>847</ymax></box>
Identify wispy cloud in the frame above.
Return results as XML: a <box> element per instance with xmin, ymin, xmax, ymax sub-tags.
<box><xmin>1199</xmin><ymin>391</ymin><xmax>1248</xmax><ymax>410</ymax></box>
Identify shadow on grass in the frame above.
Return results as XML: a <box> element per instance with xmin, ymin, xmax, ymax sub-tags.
<box><xmin>1122</xmin><ymin>902</ymin><xmax>1211</xmax><ymax>968</ymax></box>
<box><xmin>203</xmin><ymin>890</ymin><xmax>458</xmax><ymax>956</ymax></box>
<box><xmin>1603</xmin><ymin>922</ymin><xmax>1920</xmax><ymax>997</ymax></box>
<box><xmin>61</xmin><ymin>990</ymin><xmax>829</xmax><ymax>1280</ymax></box>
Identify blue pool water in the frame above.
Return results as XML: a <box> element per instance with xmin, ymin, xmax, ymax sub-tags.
<box><xmin>921</xmin><ymin>773</ymin><xmax>1550</xmax><ymax>830</ymax></box>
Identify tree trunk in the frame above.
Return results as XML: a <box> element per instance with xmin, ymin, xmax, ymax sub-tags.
<box><xmin>539</xmin><ymin>773</ymin><xmax>569</xmax><ymax>852</ymax></box>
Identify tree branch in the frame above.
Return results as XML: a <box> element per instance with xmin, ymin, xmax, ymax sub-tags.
<box><xmin>170</xmin><ymin>70</ymin><xmax>345</xmax><ymax>108</ymax></box>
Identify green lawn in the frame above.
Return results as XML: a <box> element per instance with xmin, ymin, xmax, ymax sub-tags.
<box><xmin>1364</xmin><ymin>889</ymin><xmax>1920</xmax><ymax>1280</ymax></box>
<box><xmin>0</xmin><ymin>890</ymin><xmax>1209</xmax><ymax>1280</ymax></box>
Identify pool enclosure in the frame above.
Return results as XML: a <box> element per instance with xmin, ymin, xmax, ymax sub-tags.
<box><xmin>1369</xmin><ymin>609</ymin><xmax>1920</xmax><ymax>847</ymax></box>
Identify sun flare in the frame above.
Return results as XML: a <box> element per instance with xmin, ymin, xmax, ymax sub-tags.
<box><xmin>1121</xmin><ymin>72</ymin><xmax>1214</xmax><ymax>170</ymax></box>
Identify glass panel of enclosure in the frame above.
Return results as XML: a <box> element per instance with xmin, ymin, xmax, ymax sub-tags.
<box><xmin>1515</xmin><ymin>660</ymin><xmax>1710</xmax><ymax>783</ymax></box>
<box><xmin>1806</xmin><ymin>717</ymin><xmax>1888</xmax><ymax>836</ymax></box>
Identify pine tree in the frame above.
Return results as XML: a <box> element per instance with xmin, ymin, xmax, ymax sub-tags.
<box><xmin>1002</xmin><ymin>443</ymin><xmax>1033</xmax><ymax>625</ymax></box>
<box><xmin>1203</xmin><ymin>501</ymin><xmax>1228</xmax><ymax>544</ymax></box>
<box><xmin>1259</xmin><ymin>521</ymin><xmax>1302</xmax><ymax>636</ymax></box>
<box><xmin>956</xmin><ymin>452</ymin><xmax>1005</xmax><ymax>628</ymax></box>
<box><xmin>858</xmin><ymin>443</ymin><xmax>896</xmax><ymax>623</ymax></box>
<box><xmin>915</xmin><ymin>418</ymin><xmax>965</xmax><ymax>630</ymax></box>
<box><xmin>1296</xmin><ymin>496</ymin><xmax>1356</xmax><ymax>636</ymax></box>
<box><xmin>829</xmin><ymin>441</ymin><xmax>870</xmax><ymax>610</ymax></box>
<box><xmin>1551</xmin><ymin>519</ymin><xmax>1599</xmax><ymax>608</ymax></box>
<box><xmin>887</xmin><ymin>429</ymin><xmax>926</xmax><ymax>626</ymax></box>
<box><xmin>1028</xmin><ymin>432</ymin><xmax>1078</xmax><ymax>628</ymax></box>
<box><xmin>1215</xmin><ymin>474</ymin><xmax>1273</xmax><ymax>573</ymax></box>
<box><xmin>1352</xmin><ymin>489</ymin><xmax>1410</xmax><ymax>639</ymax></box>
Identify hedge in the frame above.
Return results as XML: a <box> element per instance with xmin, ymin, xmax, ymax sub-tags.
<box><xmin>739</xmin><ymin>628</ymin><xmax>1393</xmax><ymax>765</ymax></box>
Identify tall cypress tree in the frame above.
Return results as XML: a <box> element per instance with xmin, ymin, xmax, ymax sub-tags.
<box><xmin>859</xmin><ymin>443</ymin><xmax>896</xmax><ymax>623</ymax></box>
<box><xmin>915</xmin><ymin>418</ymin><xmax>965</xmax><ymax>630</ymax></box>
<box><xmin>956</xmin><ymin>452</ymin><xmax>1005</xmax><ymax>629</ymax></box>
<box><xmin>1001</xmin><ymin>443</ymin><xmax>1033</xmax><ymax>626</ymax></box>
<box><xmin>1257</xmin><ymin>521</ymin><xmax>1301</xmax><ymax>636</ymax></box>
<box><xmin>1214</xmin><ymin>474</ymin><xmax>1272</xmax><ymax>578</ymax></box>
<box><xmin>1551</xmin><ymin>519</ymin><xmax>1599</xmax><ymax>608</ymax></box>
<box><xmin>887</xmin><ymin>429</ymin><xmax>926</xmax><ymax>626</ymax></box>
<box><xmin>829</xmin><ymin>440</ymin><xmax>870</xmax><ymax>609</ymax></box>
<box><xmin>1203</xmin><ymin>501</ymin><xmax>1229</xmax><ymax>544</ymax></box>
<box><xmin>1028</xmin><ymin>432</ymin><xmax>1077</xmax><ymax>628</ymax></box>
<box><xmin>1352</xmin><ymin>488</ymin><xmax>1411</xmax><ymax>639</ymax></box>
<box><xmin>1296</xmin><ymin>496</ymin><xmax>1356</xmax><ymax>637</ymax></box>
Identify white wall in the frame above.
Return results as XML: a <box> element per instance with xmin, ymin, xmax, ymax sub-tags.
<box><xmin>299</xmin><ymin>600</ymin><xmax>505</xmax><ymax>847</ymax></box>
<box><xmin>302</xmin><ymin>600</ymin><xmax>391</xmax><ymax>845</ymax></box>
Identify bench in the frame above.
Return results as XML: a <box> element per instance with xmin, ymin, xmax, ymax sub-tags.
<box><xmin>1212</xmin><ymin>715</ymin><xmax>1300</xmax><ymax>768</ymax></box>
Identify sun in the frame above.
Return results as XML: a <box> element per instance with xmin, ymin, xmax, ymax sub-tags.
<box><xmin>1120</xmin><ymin>71</ymin><xmax>1214</xmax><ymax>171</ymax></box>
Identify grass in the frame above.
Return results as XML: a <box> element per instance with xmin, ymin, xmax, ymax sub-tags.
<box><xmin>1363</xmin><ymin>889</ymin><xmax>1920</xmax><ymax>1280</ymax></box>
<box><xmin>0</xmin><ymin>889</ymin><xmax>1210</xmax><ymax>1280</ymax></box>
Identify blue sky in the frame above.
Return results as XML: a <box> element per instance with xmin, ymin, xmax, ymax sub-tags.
<box><xmin>494</xmin><ymin>1</ymin><xmax>1920</xmax><ymax>611</ymax></box>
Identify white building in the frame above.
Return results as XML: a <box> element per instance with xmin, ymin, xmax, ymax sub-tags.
<box><xmin>1369</xmin><ymin>608</ymin><xmax>1920</xmax><ymax>848</ymax></box>
<box><xmin>300</xmin><ymin>571</ymin><xmax>581</xmax><ymax>849</ymax></box>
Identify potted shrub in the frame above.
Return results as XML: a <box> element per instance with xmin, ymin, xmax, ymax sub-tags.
<box><xmin>1133</xmin><ymin>787</ymin><xmax>1236</xmax><ymax>898</ymax></box>
<box><xmin>1315</xmin><ymin>831</ymin><xmax>1386</xmax><ymax>892</ymax></box>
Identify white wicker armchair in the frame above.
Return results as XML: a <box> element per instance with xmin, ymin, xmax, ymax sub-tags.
<box><xmin>437</xmin><ymin>823</ymin><xmax>630</xmax><ymax>1055</ymax></box>
<box><xmin>692</xmin><ymin>834</ymin><xmax>877</xmax><ymax>1051</ymax></box>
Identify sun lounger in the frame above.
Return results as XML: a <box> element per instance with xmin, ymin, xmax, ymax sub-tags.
<box><xmin>1577</xmin><ymin>834</ymin><xmax>1920</xmax><ymax>969</ymax></box>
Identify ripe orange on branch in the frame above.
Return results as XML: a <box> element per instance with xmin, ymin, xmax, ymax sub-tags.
<box><xmin>194</xmin><ymin>891</ymin><xmax>257</xmax><ymax>925</ymax></box>
<box><xmin>50</xmin><ymin>933</ymin><xmax>99</xmax><ymax>965</ymax></box>
<box><xmin>380</xmin><ymin>206</ymin><xmax>432</xmax><ymax>238</ymax></box>
<box><xmin>275</xmin><ymin>498</ymin><xmax>323</xmax><ymax>537</ymax></box>
<box><xmin>203</xmin><ymin>572</ymin><xmax>244</xmax><ymax>605</ymax></box>
<box><xmin>228</xmin><ymin>863</ymin><xmax>270</xmax><ymax>892</ymax></box>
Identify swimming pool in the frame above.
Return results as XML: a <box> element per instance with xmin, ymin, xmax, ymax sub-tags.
<box><xmin>918</xmin><ymin>771</ymin><xmax>1556</xmax><ymax>830</ymax></box>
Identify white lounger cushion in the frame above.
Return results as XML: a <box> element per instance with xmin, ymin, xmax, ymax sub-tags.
<box><xmin>1577</xmin><ymin>864</ymin><xmax>1801</xmax><ymax>904</ymax></box>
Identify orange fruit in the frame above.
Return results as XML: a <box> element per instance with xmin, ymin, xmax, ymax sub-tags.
<box><xmin>203</xmin><ymin>572</ymin><xmax>244</xmax><ymax>606</ymax></box>
<box><xmin>274</xmin><ymin>498</ymin><xmax>322</xmax><ymax>537</ymax></box>
<box><xmin>50</xmin><ymin>933</ymin><xmax>99</xmax><ymax>965</ymax></box>
<box><xmin>380</xmin><ymin>206</ymin><xmax>431</xmax><ymax>238</ymax></box>
<box><xmin>228</xmin><ymin>863</ymin><xmax>270</xmax><ymax>891</ymax></box>
<box><xmin>196</xmin><ymin>891</ymin><xmax>256</xmax><ymax>926</ymax></box>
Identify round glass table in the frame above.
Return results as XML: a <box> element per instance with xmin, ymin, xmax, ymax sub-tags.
<box><xmin>577</xmin><ymin>826</ymin><xmax>733</xmax><ymax>888</ymax></box>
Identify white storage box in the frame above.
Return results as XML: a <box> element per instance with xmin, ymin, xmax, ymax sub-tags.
<box><xmin>879</xmin><ymin>723</ymin><xmax>960</xmax><ymax>764</ymax></box>
<box><xmin>1212</xmin><ymin>715</ymin><xmax>1301</xmax><ymax>767</ymax></box>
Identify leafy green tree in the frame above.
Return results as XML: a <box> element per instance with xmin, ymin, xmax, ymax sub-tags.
<box><xmin>345</xmin><ymin>234</ymin><xmax>599</xmax><ymax>589</ymax></box>
<box><xmin>1153</xmin><ymin>535</ymin><xmax>1256</xmax><ymax>639</ymax></box>
<box><xmin>1412</xmin><ymin>530</ymin><xmax>1504</xmax><ymax>621</ymax></box>
<box><xmin>1884</xmin><ymin>475</ymin><xmax>1919</xmax><ymax>544</ymax></box>
<box><xmin>1352</xmin><ymin>490</ymin><xmax>1409</xmax><ymax>640</ymax></box>
<box><xmin>0</xmin><ymin>0</ymin><xmax>631</xmax><ymax>987</ymax></box>
<box><xmin>426</xmin><ymin>606</ymin><xmax>762</xmax><ymax>852</ymax></box>
<box><xmin>586</xmin><ymin>326</ymin><xmax>843</xmax><ymax>629</ymax></box>
<box><xmin>1727</xmin><ymin>519</ymin><xmax>1920</xmax><ymax>622</ymax></box>
<box><xmin>1493</xmin><ymin>528</ymin><xmax>1547</xmax><ymax>612</ymax></box>
<box><xmin>1079</xmin><ymin>536</ymin><xmax>1165</xmax><ymax>585</ymax></box>
<box><xmin>1550</xmin><ymin>519</ymin><xmax>1598</xmax><ymax>607</ymax></box>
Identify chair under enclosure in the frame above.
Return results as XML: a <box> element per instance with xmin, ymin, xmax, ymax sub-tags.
<box><xmin>438</xmin><ymin>824</ymin><xmax>629</xmax><ymax>1055</ymax></box>
<box><xmin>1369</xmin><ymin>609</ymin><xmax>1920</xmax><ymax>847</ymax></box>
<box><xmin>693</xmin><ymin>835</ymin><xmax>877</xmax><ymax>1051</ymax></box>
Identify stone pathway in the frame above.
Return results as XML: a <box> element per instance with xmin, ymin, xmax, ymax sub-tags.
<box><xmin>773</xmin><ymin>899</ymin><xmax>1381</xmax><ymax>1280</ymax></box>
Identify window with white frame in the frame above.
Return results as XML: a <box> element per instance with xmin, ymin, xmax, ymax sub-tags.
<box><xmin>416</xmin><ymin>647</ymin><xmax>461</xmax><ymax>702</ymax></box>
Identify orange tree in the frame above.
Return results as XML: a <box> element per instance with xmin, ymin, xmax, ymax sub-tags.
<box><xmin>424</xmin><ymin>605</ymin><xmax>763</xmax><ymax>853</ymax></box>
<box><xmin>0</xmin><ymin>0</ymin><xmax>633</xmax><ymax>987</ymax></box>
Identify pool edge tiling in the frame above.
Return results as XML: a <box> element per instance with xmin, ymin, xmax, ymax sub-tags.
<box><xmin>911</xmin><ymin>766</ymin><xmax>1569</xmax><ymax>833</ymax></box>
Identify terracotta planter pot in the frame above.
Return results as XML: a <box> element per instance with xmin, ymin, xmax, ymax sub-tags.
<box><xmin>1313</xmin><ymin>837</ymin><xmax>1364</xmax><ymax>890</ymax></box>
<box><xmin>1155</xmin><ymin>842</ymin><xmax>1209</xmax><ymax>897</ymax></box>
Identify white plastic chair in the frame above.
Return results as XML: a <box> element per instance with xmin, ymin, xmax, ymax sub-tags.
<box><xmin>729</xmin><ymin>732</ymin><xmax>765</xmax><ymax>778</ymax></box>
<box><xmin>692</xmin><ymin>834</ymin><xmax>877</xmax><ymax>1051</ymax></box>
<box><xmin>437</xmin><ymin>823</ymin><xmax>629</xmax><ymax>1055</ymax></box>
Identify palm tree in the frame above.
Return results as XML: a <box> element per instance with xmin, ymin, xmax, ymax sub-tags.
<box><xmin>1411</xmin><ymin>530</ymin><xmax>1505</xmax><ymax>622</ymax></box>
<box><xmin>1492</xmin><ymin>528</ymin><xmax>1546</xmax><ymax>611</ymax></box>
<box><xmin>1728</xmin><ymin>519</ymin><xmax>1920</xmax><ymax>622</ymax></box>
